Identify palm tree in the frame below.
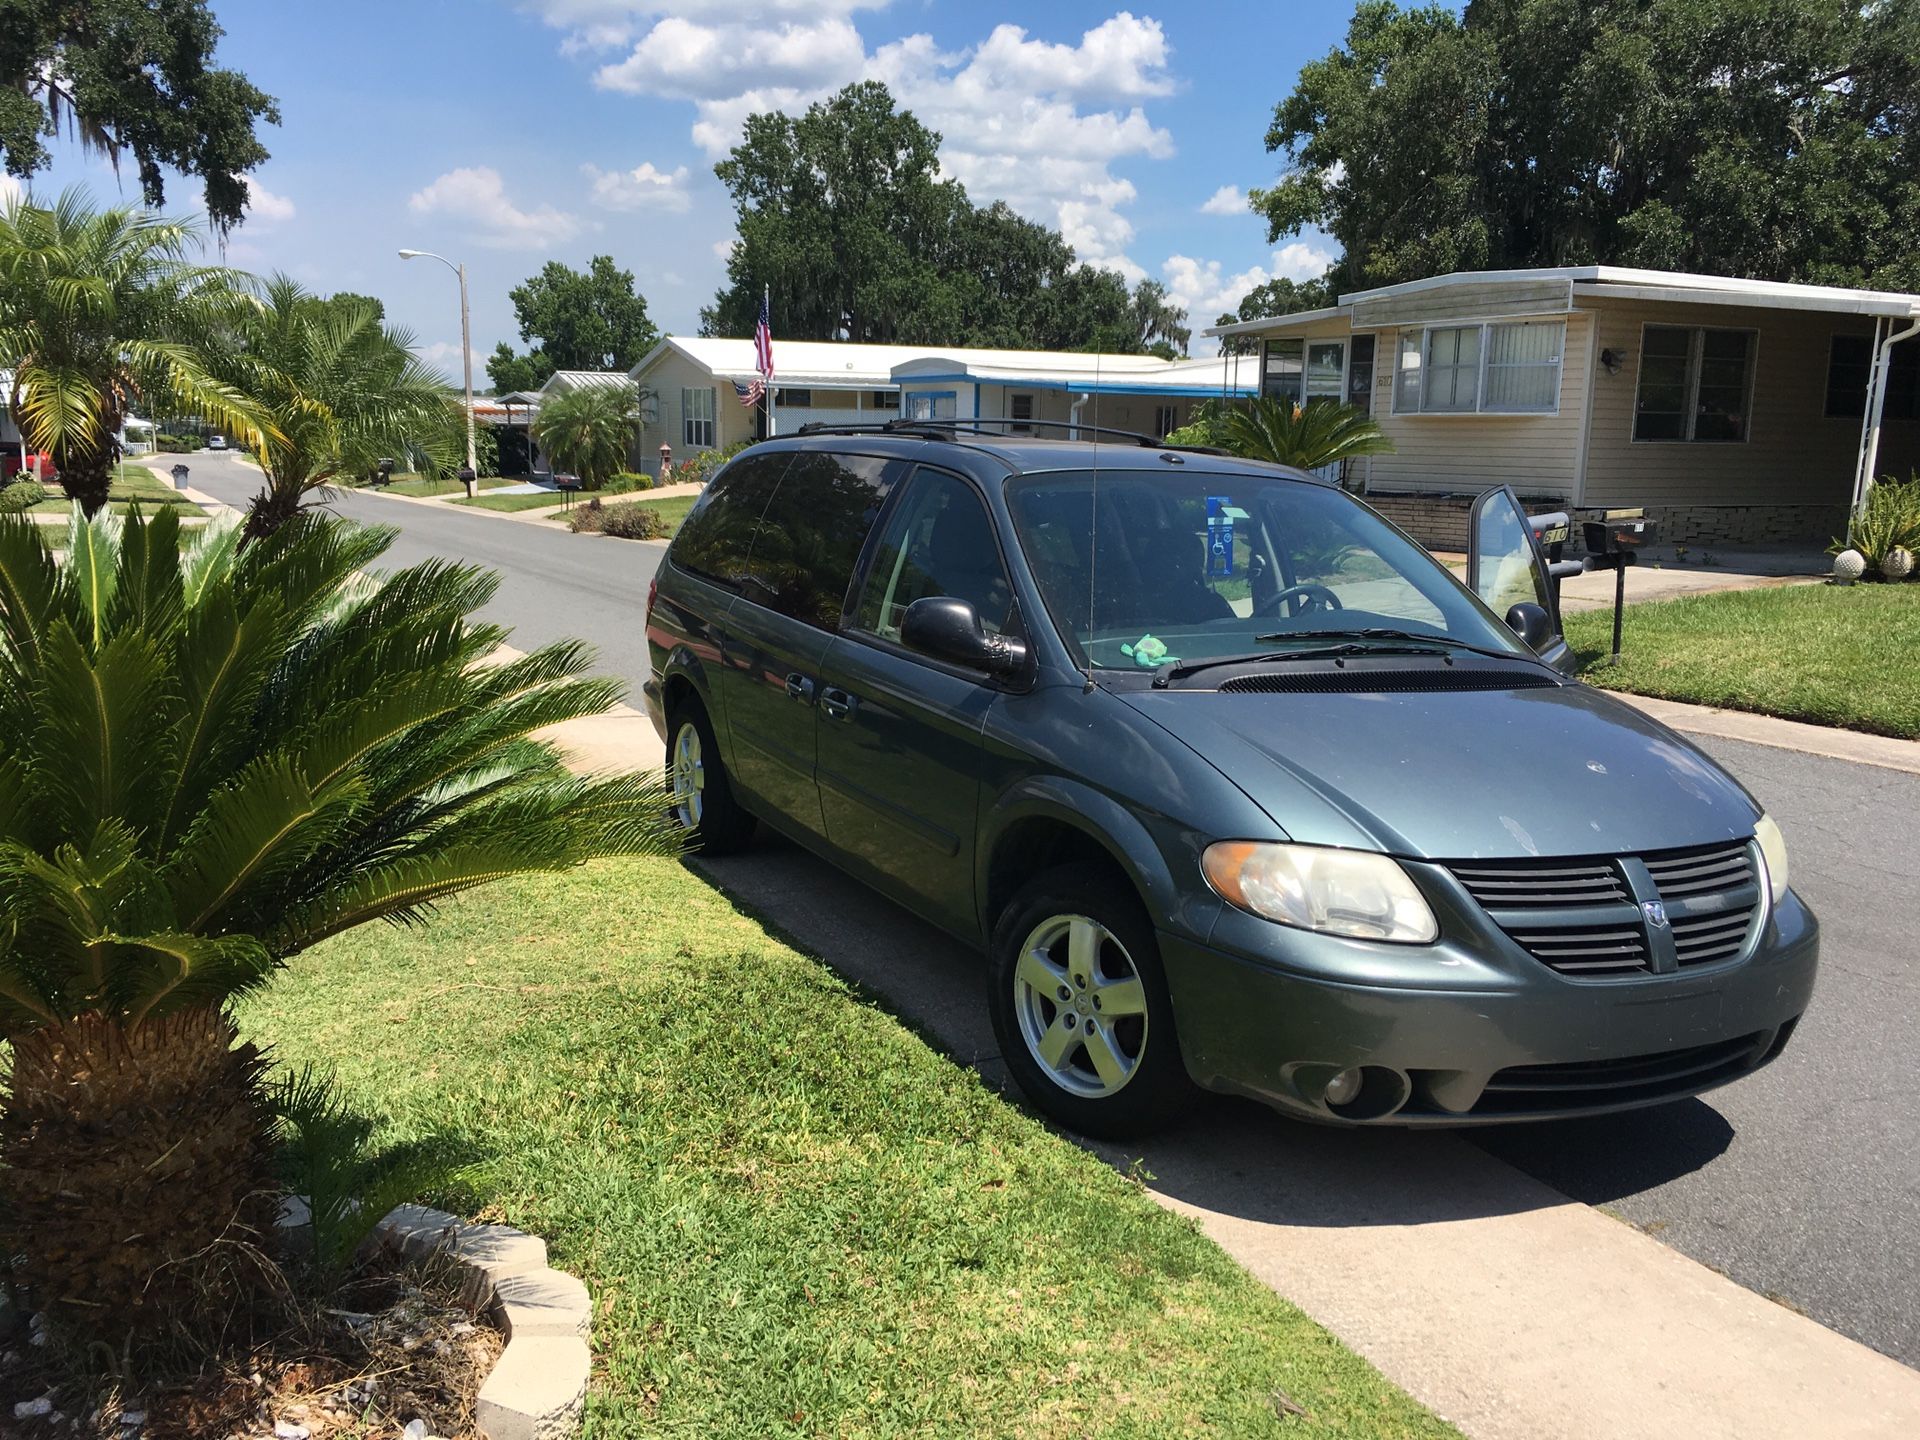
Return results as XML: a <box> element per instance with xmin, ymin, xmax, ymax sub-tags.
<box><xmin>1222</xmin><ymin>396</ymin><xmax>1394</xmax><ymax>474</ymax></box>
<box><xmin>0</xmin><ymin>504</ymin><xmax>675</xmax><ymax>1357</ymax></box>
<box><xmin>532</xmin><ymin>381</ymin><xmax>641</xmax><ymax>491</ymax></box>
<box><xmin>0</xmin><ymin>190</ymin><xmax>270</xmax><ymax>515</ymax></box>
<box><xmin>214</xmin><ymin>276</ymin><xmax>463</xmax><ymax>539</ymax></box>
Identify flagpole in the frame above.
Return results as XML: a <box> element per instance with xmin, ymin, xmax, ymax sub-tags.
<box><xmin>762</xmin><ymin>285</ymin><xmax>776</xmax><ymax>438</ymax></box>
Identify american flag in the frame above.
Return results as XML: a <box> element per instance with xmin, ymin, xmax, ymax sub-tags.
<box><xmin>753</xmin><ymin>289</ymin><xmax>775</xmax><ymax>388</ymax></box>
<box><xmin>733</xmin><ymin>378</ymin><xmax>764</xmax><ymax>408</ymax></box>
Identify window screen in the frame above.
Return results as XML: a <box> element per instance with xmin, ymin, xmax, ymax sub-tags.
<box><xmin>682</xmin><ymin>387</ymin><xmax>716</xmax><ymax>448</ymax></box>
<box><xmin>1633</xmin><ymin>326</ymin><xmax>1754</xmax><ymax>442</ymax></box>
<box><xmin>1262</xmin><ymin>339</ymin><xmax>1304</xmax><ymax>404</ymax></box>
<box><xmin>1424</xmin><ymin>326</ymin><xmax>1482</xmax><ymax>412</ymax></box>
<box><xmin>1483</xmin><ymin>322</ymin><xmax>1563</xmax><ymax>412</ymax></box>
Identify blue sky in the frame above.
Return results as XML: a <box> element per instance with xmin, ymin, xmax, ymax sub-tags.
<box><xmin>10</xmin><ymin>1</ymin><xmax>1362</xmax><ymax>382</ymax></box>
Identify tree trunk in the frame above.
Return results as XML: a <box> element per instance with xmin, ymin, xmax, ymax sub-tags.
<box><xmin>0</xmin><ymin>1007</ymin><xmax>283</xmax><ymax>1357</ymax></box>
<box><xmin>242</xmin><ymin>479</ymin><xmax>306</xmax><ymax>543</ymax></box>
<box><xmin>57</xmin><ymin>444</ymin><xmax>115</xmax><ymax>517</ymax></box>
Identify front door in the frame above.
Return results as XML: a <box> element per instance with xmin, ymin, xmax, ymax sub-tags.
<box><xmin>1467</xmin><ymin>484</ymin><xmax>1567</xmax><ymax>663</ymax></box>
<box><xmin>815</xmin><ymin>467</ymin><xmax>1015</xmax><ymax>936</ymax></box>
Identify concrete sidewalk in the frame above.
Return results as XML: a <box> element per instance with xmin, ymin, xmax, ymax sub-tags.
<box><xmin>535</xmin><ymin>693</ymin><xmax>1920</xmax><ymax>1440</ymax></box>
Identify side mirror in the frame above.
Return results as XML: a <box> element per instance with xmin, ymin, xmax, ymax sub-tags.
<box><xmin>1505</xmin><ymin>601</ymin><xmax>1553</xmax><ymax>651</ymax></box>
<box><xmin>900</xmin><ymin>596</ymin><xmax>1028</xmax><ymax>678</ymax></box>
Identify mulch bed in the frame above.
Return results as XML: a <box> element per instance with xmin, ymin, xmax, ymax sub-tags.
<box><xmin>2</xmin><ymin>1255</ymin><xmax>503</xmax><ymax>1440</ymax></box>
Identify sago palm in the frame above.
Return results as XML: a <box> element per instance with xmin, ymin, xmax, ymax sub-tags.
<box><xmin>531</xmin><ymin>382</ymin><xmax>640</xmax><ymax>490</ymax></box>
<box><xmin>0</xmin><ymin>504</ymin><xmax>674</xmax><ymax>1354</ymax></box>
<box><xmin>214</xmin><ymin>276</ymin><xmax>462</xmax><ymax>539</ymax></box>
<box><xmin>1223</xmin><ymin>396</ymin><xmax>1394</xmax><ymax>473</ymax></box>
<box><xmin>0</xmin><ymin>190</ymin><xmax>270</xmax><ymax>515</ymax></box>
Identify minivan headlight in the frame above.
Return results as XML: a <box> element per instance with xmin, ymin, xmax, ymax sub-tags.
<box><xmin>1202</xmin><ymin>841</ymin><xmax>1439</xmax><ymax>944</ymax></box>
<box><xmin>1754</xmin><ymin>813</ymin><xmax>1790</xmax><ymax>904</ymax></box>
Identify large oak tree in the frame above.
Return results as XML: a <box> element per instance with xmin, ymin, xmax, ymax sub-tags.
<box><xmin>0</xmin><ymin>0</ymin><xmax>278</xmax><ymax>232</ymax></box>
<box><xmin>1254</xmin><ymin>0</ymin><xmax>1920</xmax><ymax>292</ymax></box>
<box><xmin>486</xmin><ymin>255</ymin><xmax>660</xmax><ymax>393</ymax></box>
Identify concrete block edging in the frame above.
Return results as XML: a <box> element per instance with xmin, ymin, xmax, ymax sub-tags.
<box><xmin>372</xmin><ymin>1203</ymin><xmax>591</xmax><ymax>1440</ymax></box>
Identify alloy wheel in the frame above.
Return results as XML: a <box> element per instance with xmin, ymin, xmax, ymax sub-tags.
<box><xmin>670</xmin><ymin>720</ymin><xmax>705</xmax><ymax>829</ymax></box>
<box><xmin>1012</xmin><ymin>913</ymin><xmax>1150</xmax><ymax>1098</ymax></box>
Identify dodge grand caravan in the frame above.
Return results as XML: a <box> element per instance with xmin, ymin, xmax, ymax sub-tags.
<box><xmin>642</xmin><ymin>423</ymin><xmax>1817</xmax><ymax>1137</ymax></box>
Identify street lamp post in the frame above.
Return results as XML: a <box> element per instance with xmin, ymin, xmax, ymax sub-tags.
<box><xmin>399</xmin><ymin>248</ymin><xmax>478</xmax><ymax>498</ymax></box>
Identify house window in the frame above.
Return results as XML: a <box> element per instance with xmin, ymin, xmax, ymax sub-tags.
<box><xmin>904</xmin><ymin>391</ymin><xmax>955</xmax><ymax>421</ymax></box>
<box><xmin>1394</xmin><ymin>321</ymin><xmax>1564</xmax><ymax>415</ymax></box>
<box><xmin>775</xmin><ymin>387</ymin><xmax>813</xmax><ymax>407</ymax></box>
<box><xmin>871</xmin><ymin>390</ymin><xmax>900</xmax><ymax>410</ymax></box>
<box><xmin>1827</xmin><ymin>335</ymin><xmax>1918</xmax><ymax>420</ymax></box>
<box><xmin>1633</xmin><ymin>326</ymin><xmax>1755</xmax><ymax>442</ymax></box>
<box><xmin>1009</xmin><ymin>394</ymin><xmax>1035</xmax><ymax>433</ymax></box>
<box><xmin>1153</xmin><ymin>404</ymin><xmax>1178</xmax><ymax>437</ymax></box>
<box><xmin>682</xmin><ymin>387</ymin><xmax>716</xmax><ymax>448</ymax></box>
<box><xmin>1262</xmin><ymin>339</ymin><xmax>1304</xmax><ymax>403</ymax></box>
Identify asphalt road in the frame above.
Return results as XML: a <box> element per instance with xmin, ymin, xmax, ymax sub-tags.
<box><xmin>191</xmin><ymin>453</ymin><xmax>1919</xmax><ymax>1365</ymax></box>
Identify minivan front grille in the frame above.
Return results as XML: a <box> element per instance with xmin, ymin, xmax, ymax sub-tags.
<box><xmin>1446</xmin><ymin>839</ymin><xmax>1762</xmax><ymax>979</ymax></box>
<box><xmin>1470</xmin><ymin>1032</ymin><xmax>1768</xmax><ymax>1115</ymax></box>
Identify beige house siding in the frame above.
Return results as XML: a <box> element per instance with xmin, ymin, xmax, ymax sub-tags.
<box><xmin>1578</xmin><ymin>297</ymin><xmax>1910</xmax><ymax>514</ymax></box>
<box><xmin>634</xmin><ymin>349</ymin><xmax>756</xmax><ymax>469</ymax></box>
<box><xmin>1359</xmin><ymin>311</ymin><xmax>1591</xmax><ymax>501</ymax></box>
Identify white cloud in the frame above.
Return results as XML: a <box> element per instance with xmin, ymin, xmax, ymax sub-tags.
<box><xmin>0</xmin><ymin>174</ymin><xmax>23</xmax><ymax>206</ymax></box>
<box><xmin>557</xmin><ymin>9</ymin><xmax>1176</xmax><ymax>277</ymax></box>
<box><xmin>1200</xmin><ymin>184</ymin><xmax>1244</xmax><ymax>217</ymax></box>
<box><xmin>407</xmin><ymin>166</ymin><xmax>580</xmax><ymax>250</ymax></box>
<box><xmin>712</xmin><ymin>235</ymin><xmax>736</xmax><ymax>259</ymax></box>
<box><xmin>1160</xmin><ymin>240</ymin><xmax>1337</xmax><ymax>322</ymax></box>
<box><xmin>238</xmin><ymin>176</ymin><xmax>296</xmax><ymax>226</ymax></box>
<box><xmin>583</xmin><ymin>160</ymin><xmax>692</xmax><ymax>212</ymax></box>
<box><xmin>415</xmin><ymin>339</ymin><xmax>480</xmax><ymax>381</ymax></box>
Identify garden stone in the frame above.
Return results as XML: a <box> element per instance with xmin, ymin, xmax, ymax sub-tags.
<box><xmin>118</xmin><ymin>1411</ymin><xmax>147</xmax><ymax>1428</ymax></box>
<box><xmin>403</xmin><ymin>1420</ymin><xmax>428</xmax><ymax>1440</ymax></box>
<box><xmin>475</xmin><ymin>1336</ymin><xmax>589</xmax><ymax>1440</ymax></box>
<box><xmin>14</xmin><ymin>1397</ymin><xmax>53</xmax><ymax>1419</ymax></box>
<box><xmin>274</xmin><ymin>1421</ymin><xmax>309</xmax><ymax>1440</ymax></box>
<box><xmin>493</xmin><ymin>1270</ymin><xmax>591</xmax><ymax>1338</ymax></box>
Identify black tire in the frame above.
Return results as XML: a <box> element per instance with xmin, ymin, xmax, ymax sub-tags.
<box><xmin>664</xmin><ymin>697</ymin><xmax>755</xmax><ymax>856</ymax></box>
<box><xmin>988</xmin><ymin>863</ymin><xmax>1198</xmax><ymax>1138</ymax></box>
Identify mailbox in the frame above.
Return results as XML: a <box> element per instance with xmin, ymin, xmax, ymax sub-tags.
<box><xmin>1583</xmin><ymin>515</ymin><xmax>1660</xmax><ymax>554</ymax></box>
<box><xmin>375</xmin><ymin>457</ymin><xmax>396</xmax><ymax>486</ymax></box>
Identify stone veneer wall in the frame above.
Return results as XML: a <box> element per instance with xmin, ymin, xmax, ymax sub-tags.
<box><xmin>1363</xmin><ymin>493</ymin><xmax>1846</xmax><ymax>553</ymax></box>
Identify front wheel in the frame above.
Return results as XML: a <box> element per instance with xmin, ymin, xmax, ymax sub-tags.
<box><xmin>988</xmin><ymin>864</ymin><xmax>1198</xmax><ymax>1138</ymax></box>
<box><xmin>666</xmin><ymin>700</ymin><xmax>755</xmax><ymax>855</ymax></box>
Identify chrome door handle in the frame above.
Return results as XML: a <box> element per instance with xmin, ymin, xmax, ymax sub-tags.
<box><xmin>820</xmin><ymin>688</ymin><xmax>856</xmax><ymax>721</ymax></box>
<box><xmin>784</xmin><ymin>672</ymin><xmax>814</xmax><ymax>702</ymax></box>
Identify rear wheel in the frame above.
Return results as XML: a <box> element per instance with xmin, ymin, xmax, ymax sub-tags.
<box><xmin>989</xmin><ymin>864</ymin><xmax>1197</xmax><ymax>1137</ymax></box>
<box><xmin>666</xmin><ymin>699</ymin><xmax>755</xmax><ymax>855</ymax></box>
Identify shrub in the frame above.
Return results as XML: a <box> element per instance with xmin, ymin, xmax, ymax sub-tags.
<box><xmin>674</xmin><ymin>438</ymin><xmax>752</xmax><ymax>486</ymax></box>
<box><xmin>606</xmin><ymin>471</ymin><xmax>653</xmax><ymax>494</ymax></box>
<box><xmin>571</xmin><ymin>499</ymin><xmax>672</xmax><ymax>539</ymax></box>
<box><xmin>0</xmin><ymin>479</ymin><xmax>47</xmax><ymax>511</ymax></box>
<box><xmin>1832</xmin><ymin>474</ymin><xmax>1920</xmax><ymax>579</ymax></box>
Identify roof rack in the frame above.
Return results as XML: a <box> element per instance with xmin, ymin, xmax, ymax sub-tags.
<box><xmin>792</xmin><ymin>417</ymin><xmax>1176</xmax><ymax>448</ymax></box>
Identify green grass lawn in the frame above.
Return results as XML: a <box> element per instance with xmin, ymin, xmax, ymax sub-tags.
<box><xmin>1566</xmin><ymin>581</ymin><xmax>1920</xmax><ymax>739</ymax></box>
<box><xmin>243</xmin><ymin>858</ymin><xmax>1454</xmax><ymax>1440</ymax></box>
<box><xmin>370</xmin><ymin>473</ymin><xmax>521</xmax><ymax>498</ymax></box>
<box><xmin>451</xmin><ymin>488</ymin><xmax>572</xmax><ymax>512</ymax></box>
<box><xmin>21</xmin><ymin>464</ymin><xmax>205</xmax><ymax>517</ymax></box>
<box><xmin>615</xmin><ymin>493</ymin><xmax>695</xmax><ymax>534</ymax></box>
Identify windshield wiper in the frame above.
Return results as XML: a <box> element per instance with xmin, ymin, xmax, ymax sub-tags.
<box><xmin>1153</xmin><ymin>641</ymin><xmax>1453</xmax><ymax>687</ymax></box>
<box><xmin>1253</xmin><ymin>627</ymin><xmax>1520</xmax><ymax>662</ymax></box>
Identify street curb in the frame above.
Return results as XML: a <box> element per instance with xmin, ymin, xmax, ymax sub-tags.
<box><xmin>373</xmin><ymin>1204</ymin><xmax>590</xmax><ymax>1440</ymax></box>
<box><xmin>1612</xmin><ymin>691</ymin><xmax>1920</xmax><ymax>776</ymax></box>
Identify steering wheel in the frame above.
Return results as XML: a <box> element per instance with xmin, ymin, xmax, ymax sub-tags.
<box><xmin>1254</xmin><ymin>582</ymin><xmax>1344</xmax><ymax>618</ymax></box>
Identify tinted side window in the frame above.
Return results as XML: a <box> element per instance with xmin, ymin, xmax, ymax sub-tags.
<box><xmin>670</xmin><ymin>453</ymin><xmax>791</xmax><ymax>589</ymax></box>
<box><xmin>744</xmin><ymin>452</ymin><xmax>906</xmax><ymax>628</ymax></box>
<box><xmin>855</xmin><ymin>469</ymin><xmax>1014</xmax><ymax>640</ymax></box>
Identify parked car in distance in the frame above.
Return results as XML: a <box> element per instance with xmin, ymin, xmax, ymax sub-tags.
<box><xmin>643</xmin><ymin>423</ymin><xmax>1817</xmax><ymax>1137</ymax></box>
<box><xmin>207</xmin><ymin>434</ymin><xmax>227</xmax><ymax>450</ymax></box>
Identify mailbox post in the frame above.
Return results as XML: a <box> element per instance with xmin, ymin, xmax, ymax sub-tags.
<box><xmin>1582</xmin><ymin>513</ymin><xmax>1659</xmax><ymax>665</ymax></box>
<box><xmin>375</xmin><ymin>457</ymin><xmax>395</xmax><ymax>487</ymax></box>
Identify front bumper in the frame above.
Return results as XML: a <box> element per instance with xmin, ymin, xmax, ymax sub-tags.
<box><xmin>1162</xmin><ymin>887</ymin><xmax>1819</xmax><ymax>1125</ymax></box>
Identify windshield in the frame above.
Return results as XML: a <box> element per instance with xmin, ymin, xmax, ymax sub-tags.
<box><xmin>1004</xmin><ymin>470</ymin><xmax>1530</xmax><ymax>672</ymax></box>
